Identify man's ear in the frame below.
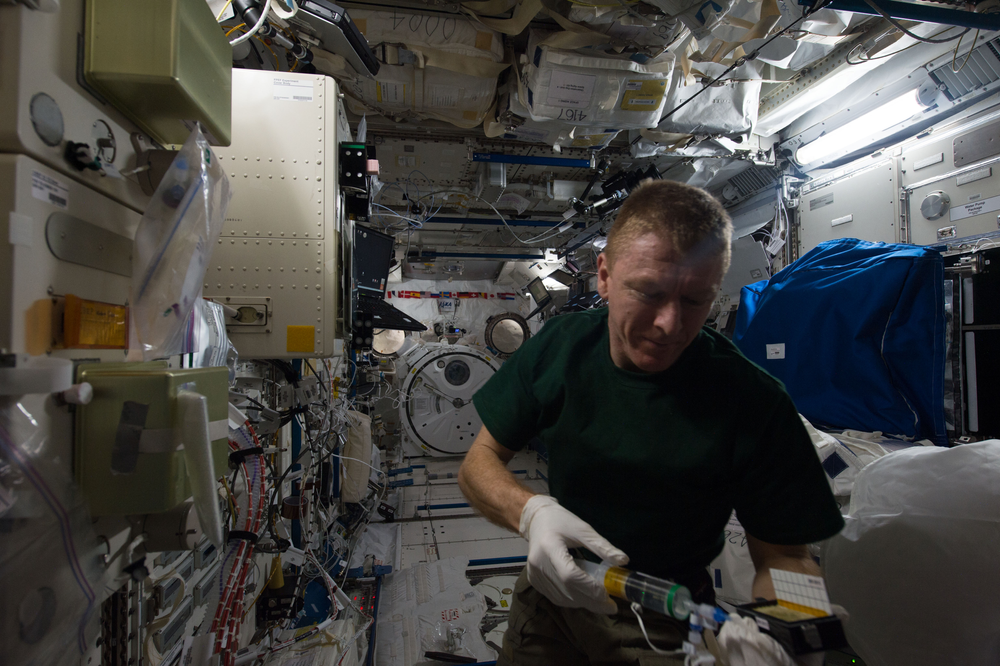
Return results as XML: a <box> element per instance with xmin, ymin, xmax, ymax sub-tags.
<box><xmin>597</xmin><ymin>252</ymin><xmax>610</xmax><ymax>300</ymax></box>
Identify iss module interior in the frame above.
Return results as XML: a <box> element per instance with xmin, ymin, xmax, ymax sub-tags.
<box><xmin>398</xmin><ymin>343</ymin><xmax>500</xmax><ymax>457</ymax></box>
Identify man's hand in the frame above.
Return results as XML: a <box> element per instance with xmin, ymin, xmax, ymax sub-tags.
<box><xmin>746</xmin><ymin>536</ymin><xmax>821</xmax><ymax>601</ymax></box>
<box><xmin>519</xmin><ymin>495</ymin><xmax>628</xmax><ymax>615</ymax></box>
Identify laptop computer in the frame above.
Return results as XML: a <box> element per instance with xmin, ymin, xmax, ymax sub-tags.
<box><xmin>353</xmin><ymin>224</ymin><xmax>426</xmax><ymax>332</ymax></box>
<box><xmin>524</xmin><ymin>277</ymin><xmax>553</xmax><ymax>320</ymax></box>
<box><xmin>290</xmin><ymin>0</ymin><xmax>380</xmax><ymax>79</ymax></box>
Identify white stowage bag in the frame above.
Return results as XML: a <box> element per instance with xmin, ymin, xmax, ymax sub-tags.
<box><xmin>800</xmin><ymin>416</ymin><xmax>890</xmax><ymax>497</ymax></box>
<box><xmin>564</xmin><ymin>5</ymin><xmax>682</xmax><ymax>47</ymax></box>
<box><xmin>486</xmin><ymin>90</ymin><xmax>621</xmax><ymax>150</ymax></box>
<box><xmin>333</xmin><ymin>10</ymin><xmax>507</xmax><ymax>128</ymax></box>
<box><xmin>646</xmin><ymin>0</ymin><xmax>738</xmax><ymax>40</ymax></box>
<box><xmin>519</xmin><ymin>31</ymin><xmax>674</xmax><ymax>130</ymax></box>
<box><xmin>654</xmin><ymin>59</ymin><xmax>762</xmax><ymax>135</ymax></box>
<box><xmin>823</xmin><ymin>441</ymin><xmax>1000</xmax><ymax>666</ymax></box>
<box><xmin>341</xmin><ymin>410</ymin><xmax>373</xmax><ymax>503</ymax></box>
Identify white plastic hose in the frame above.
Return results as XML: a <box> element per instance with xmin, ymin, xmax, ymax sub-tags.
<box><xmin>269</xmin><ymin>0</ymin><xmax>298</xmax><ymax>19</ymax></box>
<box><xmin>230</xmin><ymin>0</ymin><xmax>271</xmax><ymax>46</ymax></box>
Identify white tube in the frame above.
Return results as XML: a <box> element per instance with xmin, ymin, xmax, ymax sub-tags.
<box><xmin>269</xmin><ymin>0</ymin><xmax>298</xmax><ymax>19</ymax></box>
<box><xmin>230</xmin><ymin>0</ymin><xmax>271</xmax><ymax>46</ymax></box>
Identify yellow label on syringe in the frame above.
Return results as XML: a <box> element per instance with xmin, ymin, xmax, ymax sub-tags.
<box><xmin>603</xmin><ymin>566</ymin><xmax>630</xmax><ymax>599</ymax></box>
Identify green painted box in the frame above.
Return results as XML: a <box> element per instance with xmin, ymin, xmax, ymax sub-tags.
<box><xmin>84</xmin><ymin>0</ymin><xmax>232</xmax><ymax>146</ymax></box>
<box><xmin>75</xmin><ymin>363</ymin><xmax>229</xmax><ymax>516</ymax></box>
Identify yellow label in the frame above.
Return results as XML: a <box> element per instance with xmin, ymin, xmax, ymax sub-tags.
<box><xmin>621</xmin><ymin>80</ymin><xmax>666</xmax><ymax>111</ymax></box>
<box><xmin>604</xmin><ymin>567</ymin><xmax>629</xmax><ymax>598</ymax></box>
<box><xmin>376</xmin><ymin>83</ymin><xmax>406</xmax><ymax>105</ymax></box>
<box><xmin>286</xmin><ymin>325</ymin><xmax>316</xmax><ymax>353</ymax></box>
<box><xmin>777</xmin><ymin>600</ymin><xmax>830</xmax><ymax>618</ymax></box>
<box><xmin>475</xmin><ymin>31</ymin><xmax>493</xmax><ymax>51</ymax></box>
<box><xmin>63</xmin><ymin>294</ymin><xmax>128</xmax><ymax>349</ymax></box>
<box><xmin>500</xmin><ymin>599</ymin><xmax>508</xmax><ymax>608</ymax></box>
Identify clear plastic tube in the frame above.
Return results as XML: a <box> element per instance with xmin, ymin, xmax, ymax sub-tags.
<box><xmin>577</xmin><ymin>559</ymin><xmax>692</xmax><ymax>620</ymax></box>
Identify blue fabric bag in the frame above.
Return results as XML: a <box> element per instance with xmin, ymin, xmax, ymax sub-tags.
<box><xmin>733</xmin><ymin>238</ymin><xmax>947</xmax><ymax>445</ymax></box>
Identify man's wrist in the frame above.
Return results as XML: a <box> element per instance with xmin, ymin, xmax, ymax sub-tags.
<box><xmin>518</xmin><ymin>493</ymin><xmax>551</xmax><ymax>538</ymax></box>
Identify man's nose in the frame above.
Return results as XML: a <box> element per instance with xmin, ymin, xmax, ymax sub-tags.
<box><xmin>653</xmin><ymin>298</ymin><xmax>684</xmax><ymax>337</ymax></box>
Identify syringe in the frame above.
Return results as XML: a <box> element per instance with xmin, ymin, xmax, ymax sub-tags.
<box><xmin>576</xmin><ymin>559</ymin><xmax>693</xmax><ymax>620</ymax></box>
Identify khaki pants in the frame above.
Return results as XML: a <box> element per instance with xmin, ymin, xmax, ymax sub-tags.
<box><xmin>498</xmin><ymin>569</ymin><xmax>691</xmax><ymax>666</ymax></box>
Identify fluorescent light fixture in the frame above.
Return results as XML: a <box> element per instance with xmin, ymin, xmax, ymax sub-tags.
<box><xmin>796</xmin><ymin>90</ymin><xmax>924</xmax><ymax>166</ymax></box>
<box><xmin>757</xmin><ymin>62</ymin><xmax>877</xmax><ymax>137</ymax></box>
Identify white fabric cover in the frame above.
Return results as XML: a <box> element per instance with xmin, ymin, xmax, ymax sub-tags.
<box><xmin>352</xmin><ymin>11</ymin><xmax>504</xmax><ymax>61</ymax></box>
<box><xmin>647</xmin><ymin>0</ymin><xmax>738</xmax><ymax>40</ymax></box>
<box><xmin>375</xmin><ymin>557</ymin><xmax>495</xmax><ymax>665</ymax></box>
<box><xmin>341</xmin><ymin>410</ymin><xmax>372</xmax><ymax>503</ymax></box>
<box><xmin>520</xmin><ymin>31</ymin><xmax>674</xmax><ymax>130</ymax></box>
<box><xmin>490</xmin><ymin>91</ymin><xmax>621</xmax><ymax>149</ymax></box>
<box><xmin>656</xmin><ymin>60</ymin><xmax>762</xmax><ymax>135</ymax></box>
<box><xmin>709</xmin><ymin>512</ymin><xmax>757</xmax><ymax>606</ymax></box>
<box><xmin>718</xmin><ymin>616</ymin><xmax>796</xmax><ymax>666</ymax></box>
<box><xmin>565</xmin><ymin>5</ymin><xmax>683</xmax><ymax>47</ymax></box>
<box><xmin>339</xmin><ymin>10</ymin><xmax>504</xmax><ymax>128</ymax></box>
<box><xmin>824</xmin><ymin>441</ymin><xmax>1000</xmax><ymax>666</ymax></box>
<box><xmin>801</xmin><ymin>417</ymin><xmax>890</xmax><ymax>496</ymax></box>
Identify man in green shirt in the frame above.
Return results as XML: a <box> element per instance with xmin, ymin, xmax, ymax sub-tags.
<box><xmin>458</xmin><ymin>180</ymin><xmax>843</xmax><ymax>665</ymax></box>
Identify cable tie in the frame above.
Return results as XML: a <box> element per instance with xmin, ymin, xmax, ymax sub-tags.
<box><xmin>229</xmin><ymin>447</ymin><xmax>265</xmax><ymax>466</ymax></box>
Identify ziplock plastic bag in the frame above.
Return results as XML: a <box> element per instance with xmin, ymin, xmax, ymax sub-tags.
<box><xmin>0</xmin><ymin>397</ymin><xmax>105</xmax><ymax>666</ymax></box>
<box><xmin>131</xmin><ymin>126</ymin><xmax>231</xmax><ymax>360</ymax></box>
<box><xmin>824</xmin><ymin>441</ymin><xmax>1000</xmax><ymax>666</ymax></box>
<box><xmin>192</xmin><ymin>300</ymin><xmax>239</xmax><ymax>385</ymax></box>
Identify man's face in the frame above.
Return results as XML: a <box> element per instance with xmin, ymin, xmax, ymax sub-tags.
<box><xmin>597</xmin><ymin>232</ymin><xmax>724</xmax><ymax>373</ymax></box>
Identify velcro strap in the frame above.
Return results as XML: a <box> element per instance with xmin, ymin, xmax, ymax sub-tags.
<box><xmin>229</xmin><ymin>447</ymin><xmax>264</xmax><ymax>466</ymax></box>
<box><xmin>228</xmin><ymin>530</ymin><xmax>259</xmax><ymax>545</ymax></box>
<box><xmin>403</xmin><ymin>43</ymin><xmax>510</xmax><ymax>78</ymax></box>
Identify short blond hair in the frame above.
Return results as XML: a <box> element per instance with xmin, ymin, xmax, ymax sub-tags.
<box><xmin>604</xmin><ymin>180</ymin><xmax>733</xmax><ymax>272</ymax></box>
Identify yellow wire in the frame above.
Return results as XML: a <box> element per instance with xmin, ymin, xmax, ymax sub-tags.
<box><xmin>243</xmin><ymin>558</ymin><xmax>281</xmax><ymax>620</ymax></box>
<box><xmin>221</xmin><ymin>476</ymin><xmax>239</xmax><ymax>525</ymax></box>
<box><xmin>226</xmin><ymin>23</ymin><xmax>282</xmax><ymax>70</ymax></box>
<box><xmin>952</xmin><ymin>29</ymin><xmax>981</xmax><ymax>74</ymax></box>
<box><xmin>216</xmin><ymin>0</ymin><xmax>235</xmax><ymax>21</ymax></box>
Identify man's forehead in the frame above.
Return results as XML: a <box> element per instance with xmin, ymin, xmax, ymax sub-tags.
<box><xmin>613</xmin><ymin>235</ymin><xmax>723</xmax><ymax>275</ymax></box>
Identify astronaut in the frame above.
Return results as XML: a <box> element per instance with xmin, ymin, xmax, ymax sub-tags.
<box><xmin>459</xmin><ymin>180</ymin><xmax>843</xmax><ymax>665</ymax></box>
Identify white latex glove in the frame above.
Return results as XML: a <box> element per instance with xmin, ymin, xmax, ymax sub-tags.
<box><xmin>518</xmin><ymin>495</ymin><xmax>628</xmax><ymax>615</ymax></box>
<box><xmin>717</xmin><ymin>616</ymin><xmax>796</xmax><ymax>666</ymax></box>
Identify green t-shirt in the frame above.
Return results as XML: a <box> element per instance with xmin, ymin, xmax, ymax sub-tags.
<box><xmin>473</xmin><ymin>308</ymin><xmax>844</xmax><ymax>579</ymax></box>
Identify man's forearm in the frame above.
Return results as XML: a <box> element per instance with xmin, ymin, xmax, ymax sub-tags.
<box><xmin>747</xmin><ymin>535</ymin><xmax>822</xmax><ymax>601</ymax></box>
<box><xmin>750</xmin><ymin>554</ymin><xmax>822</xmax><ymax>600</ymax></box>
<box><xmin>458</xmin><ymin>430</ymin><xmax>535</xmax><ymax>533</ymax></box>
